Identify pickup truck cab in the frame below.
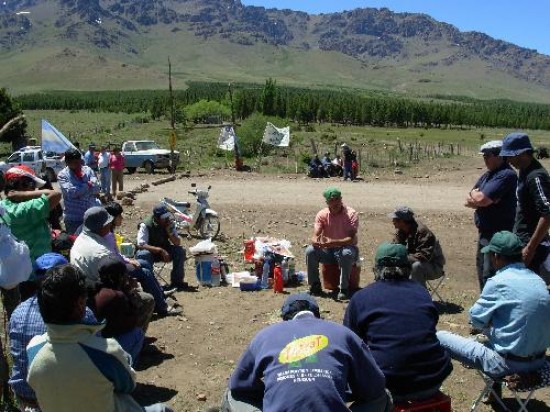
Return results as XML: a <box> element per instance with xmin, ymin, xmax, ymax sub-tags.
<box><xmin>122</xmin><ymin>140</ymin><xmax>179</xmax><ymax>174</ymax></box>
<box><xmin>0</xmin><ymin>146</ymin><xmax>64</xmax><ymax>182</ymax></box>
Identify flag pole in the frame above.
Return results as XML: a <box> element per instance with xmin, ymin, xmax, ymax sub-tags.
<box><xmin>228</xmin><ymin>83</ymin><xmax>243</xmax><ymax>171</ymax></box>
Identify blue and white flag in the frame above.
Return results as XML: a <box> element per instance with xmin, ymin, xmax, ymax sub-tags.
<box><xmin>262</xmin><ymin>122</ymin><xmax>290</xmax><ymax>147</ymax></box>
<box><xmin>41</xmin><ymin>119</ymin><xmax>77</xmax><ymax>154</ymax></box>
<box><xmin>218</xmin><ymin>125</ymin><xmax>238</xmax><ymax>151</ymax></box>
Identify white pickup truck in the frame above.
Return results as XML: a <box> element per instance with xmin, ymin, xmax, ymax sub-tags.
<box><xmin>0</xmin><ymin>146</ymin><xmax>65</xmax><ymax>182</ymax></box>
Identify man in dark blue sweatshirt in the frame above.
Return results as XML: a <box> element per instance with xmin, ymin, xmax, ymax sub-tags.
<box><xmin>344</xmin><ymin>242</ymin><xmax>452</xmax><ymax>402</ymax></box>
<box><xmin>224</xmin><ymin>293</ymin><xmax>391</xmax><ymax>412</ymax></box>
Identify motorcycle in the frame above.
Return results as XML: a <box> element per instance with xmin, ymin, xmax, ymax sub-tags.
<box><xmin>161</xmin><ymin>183</ymin><xmax>221</xmax><ymax>240</ymax></box>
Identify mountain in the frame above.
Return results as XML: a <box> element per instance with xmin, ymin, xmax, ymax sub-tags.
<box><xmin>1</xmin><ymin>0</ymin><xmax>550</xmax><ymax>103</ymax></box>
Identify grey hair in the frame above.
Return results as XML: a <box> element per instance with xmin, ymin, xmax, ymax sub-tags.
<box><xmin>373</xmin><ymin>266</ymin><xmax>411</xmax><ymax>281</ymax></box>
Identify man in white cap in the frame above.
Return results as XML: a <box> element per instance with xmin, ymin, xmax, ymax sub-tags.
<box><xmin>500</xmin><ymin>132</ymin><xmax>550</xmax><ymax>281</ymax></box>
<box><xmin>465</xmin><ymin>140</ymin><xmax>517</xmax><ymax>290</ymax></box>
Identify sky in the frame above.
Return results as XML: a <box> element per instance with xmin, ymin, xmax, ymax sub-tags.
<box><xmin>240</xmin><ymin>0</ymin><xmax>550</xmax><ymax>56</ymax></box>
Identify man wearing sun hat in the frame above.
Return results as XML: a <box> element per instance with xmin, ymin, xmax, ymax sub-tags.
<box><xmin>1</xmin><ymin>165</ymin><xmax>62</xmax><ymax>262</ymax></box>
<box><xmin>465</xmin><ymin>140</ymin><xmax>517</xmax><ymax>290</ymax></box>
<box><xmin>500</xmin><ymin>132</ymin><xmax>550</xmax><ymax>281</ymax></box>
<box><xmin>224</xmin><ymin>293</ymin><xmax>391</xmax><ymax>412</ymax></box>
<box><xmin>305</xmin><ymin>187</ymin><xmax>359</xmax><ymax>300</ymax></box>
<box><xmin>437</xmin><ymin>231</ymin><xmax>550</xmax><ymax>382</ymax></box>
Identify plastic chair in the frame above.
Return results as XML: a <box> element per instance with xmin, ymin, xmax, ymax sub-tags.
<box><xmin>471</xmin><ymin>361</ymin><xmax>550</xmax><ymax>411</ymax></box>
<box><xmin>394</xmin><ymin>391</ymin><xmax>451</xmax><ymax>412</ymax></box>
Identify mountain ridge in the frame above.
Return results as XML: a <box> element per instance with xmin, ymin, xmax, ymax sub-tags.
<box><xmin>1</xmin><ymin>0</ymin><xmax>550</xmax><ymax>103</ymax></box>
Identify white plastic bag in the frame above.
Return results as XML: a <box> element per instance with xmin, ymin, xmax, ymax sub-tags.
<box><xmin>0</xmin><ymin>220</ymin><xmax>33</xmax><ymax>289</ymax></box>
<box><xmin>189</xmin><ymin>238</ymin><xmax>218</xmax><ymax>255</ymax></box>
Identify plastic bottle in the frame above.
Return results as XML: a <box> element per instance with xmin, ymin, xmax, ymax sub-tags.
<box><xmin>261</xmin><ymin>258</ymin><xmax>271</xmax><ymax>289</ymax></box>
<box><xmin>273</xmin><ymin>263</ymin><xmax>284</xmax><ymax>293</ymax></box>
<box><xmin>211</xmin><ymin>256</ymin><xmax>221</xmax><ymax>287</ymax></box>
<box><xmin>281</xmin><ymin>258</ymin><xmax>289</xmax><ymax>284</ymax></box>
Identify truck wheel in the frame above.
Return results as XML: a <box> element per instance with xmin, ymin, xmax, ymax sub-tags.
<box><xmin>45</xmin><ymin>168</ymin><xmax>57</xmax><ymax>183</ymax></box>
<box><xmin>144</xmin><ymin>161</ymin><xmax>154</xmax><ymax>175</ymax></box>
<box><xmin>126</xmin><ymin>167</ymin><xmax>137</xmax><ymax>174</ymax></box>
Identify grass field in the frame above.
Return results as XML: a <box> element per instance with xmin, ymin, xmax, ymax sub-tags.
<box><xmin>1</xmin><ymin>110</ymin><xmax>548</xmax><ymax>175</ymax></box>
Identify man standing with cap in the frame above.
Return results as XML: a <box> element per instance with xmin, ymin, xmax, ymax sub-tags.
<box><xmin>224</xmin><ymin>293</ymin><xmax>391</xmax><ymax>412</ymax></box>
<box><xmin>465</xmin><ymin>140</ymin><xmax>517</xmax><ymax>290</ymax></box>
<box><xmin>136</xmin><ymin>203</ymin><xmax>189</xmax><ymax>290</ymax></box>
<box><xmin>437</xmin><ymin>231</ymin><xmax>550</xmax><ymax>400</ymax></box>
<box><xmin>500</xmin><ymin>132</ymin><xmax>550</xmax><ymax>281</ymax></box>
<box><xmin>390</xmin><ymin>206</ymin><xmax>445</xmax><ymax>288</ymax></box>
<box><xmin>58</xmin><ymin>148</ymin><xmax>101</xmax><ymax>234</ymax></box>
<box><xmin>305</xmin><ymin>187</ymin><xmax>358</xmax><ymax>300</ymax></box>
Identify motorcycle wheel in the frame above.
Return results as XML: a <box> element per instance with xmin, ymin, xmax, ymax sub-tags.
<box><xmin>198</xmin><ymin>215</ymin><xmax>221</xmax><ymax>240</ymax></box>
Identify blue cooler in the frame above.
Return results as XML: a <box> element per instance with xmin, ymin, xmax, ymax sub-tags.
<box><xmin>195</xmin><ymin>254</ymin><xmax>214</xmax><ymax>286</ymax></box>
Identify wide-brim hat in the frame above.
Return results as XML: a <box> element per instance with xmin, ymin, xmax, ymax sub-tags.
<box><xmin>499</xmin><ymin>132</ymin><xmax>534</xmax><ymax>157</ymax></box>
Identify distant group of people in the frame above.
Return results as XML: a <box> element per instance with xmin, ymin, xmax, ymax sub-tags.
<box><xmin>81</xmin><ymin>144</ymin><xmax>126</xmax><ymax>198</ymax></box>
<box><xmin>224</xmin><ymin>131</ymin><xmax>550</xmax><ymax>410</ymax></box>
<box><xmin>308</xmin><ymin>143</ymin><xmax>358</xmax><ymax>180</ymax></box>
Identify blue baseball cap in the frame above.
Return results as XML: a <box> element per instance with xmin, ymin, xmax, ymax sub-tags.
<box><xmin>34</xmin><ymin>253</ymin><xmax>68</xmax><ymax>278</ymax></box>
<box><xmin>499</xmin><ymin>133</ymin><xmax>534</xmax><ymax>157</ymax></box>
<box><xmin>153</xmin><ymin>203</ymin><xmax>173</xmax><ymax>221</ymax></box>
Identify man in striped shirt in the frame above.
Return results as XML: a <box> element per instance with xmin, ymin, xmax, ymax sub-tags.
<box><xmin>500</xmin><ymin>132</ymin><xmax>550</xmax><ymax>282</ymax></box>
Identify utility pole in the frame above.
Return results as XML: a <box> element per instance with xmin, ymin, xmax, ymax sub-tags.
<box><xmin>168</xmin><ymin>57</ymin><xmax>177</xmax><ymax>174</ymax></box>
<box><xmin>228</xmin><ymin>82</ymin><xmax>242</xmax><ymax>170</ymax></box>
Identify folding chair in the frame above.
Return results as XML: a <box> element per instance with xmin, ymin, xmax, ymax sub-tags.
<box><xmin>153</xmin><ymin>262</ymin><xmax>169</xmax><ymax>286</ymax></box>
<box><xmin>426</xmin><ymin>272</ymin><xmax>445</xmax><ymax>302</ymax></box>
<box><xmin>471</xmin><ymin>361</ymin><xmax>550</xmax><ymax>412</ymax></box>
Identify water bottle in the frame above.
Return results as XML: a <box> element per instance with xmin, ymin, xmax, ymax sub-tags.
<box><xmin>211</xmin><ymin>256</ymin><xmax>221</xmax><ymax>287</ymax></box>
<box><xmin>273</xmin><ymin>263</ymin><xmax>284</xmax><ymax>293</ymax></box>
<box><xmin>281</xmin><ymin>258</ymin><xmax>289</xmax><ymax>284</ymax></box>
<box><xmin>261</xmin><ymin>258</ymin><xmax>271</xmax><ymax>289</ymax></box>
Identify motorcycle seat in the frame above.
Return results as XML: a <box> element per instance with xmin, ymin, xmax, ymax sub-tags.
<box><xmin>164</xmin><ymin>198</ymin><xmax>191</xmax><ymax>208</ymax></box>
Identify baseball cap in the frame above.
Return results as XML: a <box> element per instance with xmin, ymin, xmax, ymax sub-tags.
<box><xmin>341</xmin><ymin>143</ymin><xmax>349</xmax><ymax>148</ymax></box>
<box><xmin>323</xmin><ymin>187</ymin><xmax>342</xmax><ymax>201</ymax></box>
<box><xmin>35</xmin><ymin>253</ymin><xmax>69</xmax><ymax>279</ymax></box>
<box><xmin>375</xmin><ymin>242</ymin><xmax>410</xmax><ymax>268</ymax></box>
<box><xmin>480</xmin><ymin>231</ymin><xmax>524</xmax><ymax>256</ymax></box>
<box><xmin>83</xmin><ymin>206</ymin><xmax>114</xmax><ymax>233</ymax></box>
<box><xmin>479</xmin><ymin>140</ymin><xmax>502</xmax><ymax>155</ymax></box>
<box><xmin>4</xmin><ymin>165</ymin><xmax>46</xmax><ymax>187</ymax></box>
<box><xmin>64</xmin><ymin>148</ymin><xmax>82</xmax><ymax>161</ymax></box>
<box><xmin>499</xmin><ymin>133</ymin><xmax>534</xmax><ymax>157</ymax></box>
<box><xmin>281</xmin><ymin>293</ymin><xmax>320</xmax><ymax>319</ymax></box>
<box><xmin>388</xmin><ymin>206</ymin><xmax>415</xmax><ymax>221</ymax></box>
<box><xmin>153</xmin><ymin>203</ymin><xmax>173</xmax><ymax>220</ymax></box>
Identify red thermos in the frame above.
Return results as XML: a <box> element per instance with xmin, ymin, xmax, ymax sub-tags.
<box><xmin>273</xmin><ymin>263</ymin><xmax>284</xmax><ymax>293</ymax></box>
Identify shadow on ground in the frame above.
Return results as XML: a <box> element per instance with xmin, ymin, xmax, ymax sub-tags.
<box><xmin>434</xmin><ymin>301</ymin><xmax>464</xmax><ymax>315</ymax></box>
<box><xmin>133</xmin><ymin>382</ymin><xmax>178</xmax><ymax>405</ymax></box>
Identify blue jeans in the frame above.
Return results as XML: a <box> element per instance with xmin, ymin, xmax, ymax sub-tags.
<box><xmin>343</xmin><ymin>161</ymin><xmax>353</xmax><ymax>180</ymax></box>
<box><xmin>476</xmin><ymin>236</ymin><xmax>494</xmax><ymax>291</ymax></box>
<box><xmin>115</xmin><ymin>327</ymin><xmax>145</xmax><ymax>366</ymax></box>
<box><xmin>305</xmin><ymin>245</ymin><xmax>358</xmax><ymax>291</ymax></box>
<box><xmin>99</xmin><ymin>167</ymin><xmax>111</xmax><ymax>195</ymax></box>
<box><xmin>135</xmin><ymin>245</ymin><xmax>186</xmax><ymax>286</ymax></box>
<box><xmin>128</xmin><ymin>264</ymin><xmax>167</xmax><ymax>313</ymax></box>
<box><xmin>436</xmin><ymin>331</ymin><xmax>546</xmax><ymax>378</ymax></box>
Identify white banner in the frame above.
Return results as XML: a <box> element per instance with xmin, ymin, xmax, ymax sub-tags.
<box><xmin>262</xmin><ymin>122</ymin><xmax>290</xmax><ymax>147</ymax></box>
<box><xmin>218</xmin><ymin>125</ymin><xmax>237</xmax><ymax>151</ymax></box>
<box><xmin>41</xmin><ymin>119</ymin><xmax>77</xmax><ymax>154</ymax></box>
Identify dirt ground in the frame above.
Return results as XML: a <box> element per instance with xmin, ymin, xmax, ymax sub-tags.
<box><xmin>114</xmin><ymin>156</ymin><xmax>550</xmax><ymax>412</ymax></box>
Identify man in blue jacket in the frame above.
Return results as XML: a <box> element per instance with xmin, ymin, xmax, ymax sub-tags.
<box><xmin>224</xmin><ymin>293</ymin><xmax>391</xmax><ymax>412</ymax></box>
<box><xmin>344</xmin><ymin>242</ymin><xmax>452</xmax><ymax>402</ymax></box>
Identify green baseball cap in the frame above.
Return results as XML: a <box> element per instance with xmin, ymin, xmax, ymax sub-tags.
<box><xmin>480</xmin><ymin>231</ymin><xmax>524</xmax><ymax>256</ymax></box>
<box><xmin>323</xmin><ymin>187</ymin><xmax>342</xmax><ymax>201</ymax></box>
<box><xmin>375</xmin><ymin>242</ymin><xmax>410</xmax><ymax>268</ymax></box>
